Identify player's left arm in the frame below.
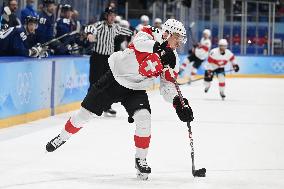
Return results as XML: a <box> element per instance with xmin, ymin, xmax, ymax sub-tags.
<box><xmin>229</xmin><ymin>52</ymin><xmax>239</xmax><ymax>72</ymax></box>
<box><xmin>159</xmin><ymin>50</ymin><xmax>193</xmax><ymax>122</ymax></box>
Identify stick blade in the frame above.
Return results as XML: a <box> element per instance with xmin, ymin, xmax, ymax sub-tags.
<box><xmin>193</xmin><ymin>168</ymin><xmax>206</xmax><ymax>177</ymax></box>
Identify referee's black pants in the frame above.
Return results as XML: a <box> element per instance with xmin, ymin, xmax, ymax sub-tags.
<box><xmin>89</xmin><ymin>52</ymin><xmax>111</xmax><ymax>110</ymax></box>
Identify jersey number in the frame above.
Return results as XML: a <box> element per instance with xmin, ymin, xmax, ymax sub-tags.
<box><xmin>39</xmin><ymin>18</ymin><xmax>47</xmax><ymax>24</ymax></box>
<box><xmin>20</xmin><ymin>32</ymin><xmax>27</xmax><ymax>41</ymax></box>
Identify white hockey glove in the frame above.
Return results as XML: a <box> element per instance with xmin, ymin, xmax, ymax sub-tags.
<box><xmin>29</xmin><ymin>46</ymin><xmax>42</xmax><ymax>58</ymax></box>
<box><xmin>3</xmin><ymin>6</ymin><xmax>11</xmax><ymax>16</ymax></box>
<box><xmin>84</xmin><ymin>25</ymin><xmax>97</xmax><ymax>35</ymax></box>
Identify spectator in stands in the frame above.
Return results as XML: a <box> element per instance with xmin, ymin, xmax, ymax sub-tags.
<box><xmin>258</xmin><ymin>34</ymin><xmax>268</xmax><ymax>47</ymax></box>
<box><xmin>225</xmin><ymin>34</ymin><xmax>230</xmax><ymax>45</ymax></box>
<box><xmin>20</xmin><ymin>0</ymin><xmax>38</xmax><ymax>24</ymax></box>
<box><xmin>1</xmin><ymin>0</ymin><xmax>21</xmax><ymax>29</ymax></box>
<box><xmin>212</xmin><ymin>36</ymin><xmax>219</xmax><ymax>46</ymax></box>
<box><xmin>233</xmin><ymin>33</ymin><xmax>241</xmax><ymax>45</ymax></box>
<box><xmin>36</xmin><ymin>0</ymin><xmax>56</xmax><ymax>43</ymax></box>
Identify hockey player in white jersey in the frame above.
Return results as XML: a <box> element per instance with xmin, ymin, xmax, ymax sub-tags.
<box><xmin>135</xmin><ymin>15</ymin><xmax>149</xmax><ymax>32</ymax></box>
<box><xmin>46</xmin><ymin>19</ymin><xmax>193</xmax><ymax>180</ymax></box>
<box><xmin>179</xmin><ymin>29</ymin><xmax>212</xmax><ymax>82</ymax></box>
<box><xmin>204</xmin><ymin>39</ymin><xmax>239</xmax><ymax>100</ymax></box>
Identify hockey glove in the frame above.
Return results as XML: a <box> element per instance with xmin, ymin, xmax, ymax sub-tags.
<box><xmin>84</xmin><ymin>25</ymin><xmax>97</xmax><ymax>35</ymax></box>
<box><xmin>29</xmin><ymin>46</ymin><xmax>42</xmax><ymax>57</ymax></box>
<box><xmin>160</xmin><ymin>47</ymin><xmax>176</xmax><ymax>69</ymax></box>
<box><xmin>153</xmin><ymin>41</ymin><xmax>168</xmax><ymax>53</ymax></box>
<box><xmin>173</xmin><ymin>96</ymin><xmax>194</xmax><ymax>122</ymax></box>
<box><xmin>233</xmin><ymin>64</ymin><xmax>240</xmax><ymax>72</ymax></box>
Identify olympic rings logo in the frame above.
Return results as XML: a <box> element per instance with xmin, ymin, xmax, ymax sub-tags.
<box><xmin>17</xmin><ymin>72</ymin><xmax>32</xmax><ymax>105</ymax></box>
<box><xmin>271</xmin><ymin>61</ymin><xmax>284</xmax><ymax>73</ymax></box>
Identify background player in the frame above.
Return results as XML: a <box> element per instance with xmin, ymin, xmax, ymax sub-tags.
<box><xmin>45</xmin><ymin>19</ymin><xmax>193</xmax><ymax>180</ymax></box>
<box><xmin>204</xmin><ymin>39</ymin><xmax>240</xmax><ymax>100</ymax></box>
<box><xmin>135</xmin><ymin>15</ymin><xmax>149</xmax><ymax>32</ymax></box>
<box><xmin>179</xmin><ymin>29</ymin><xmax>212</xmax><ymax>82</ymax></box>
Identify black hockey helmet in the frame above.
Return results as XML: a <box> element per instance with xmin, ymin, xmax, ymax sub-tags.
<box><xmin>42</xmin><ymin>0</ymin><xmax>55</xmax><ymax>5</ymax></box>
<box><xmin>61</xmin><ymin>4</ymin><xmax>73</xmax><ymax>12</ymax></box>
<box><xmin>25</xmin><ymin>16</ymin><xmax>39</xmax><ymax>24</ymax></box>
<box><xmin>104</xmin><ymin>6</ymin><xmax>116</xmax><ymax>15</ymax></box>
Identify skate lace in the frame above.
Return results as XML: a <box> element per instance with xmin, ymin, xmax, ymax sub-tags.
<box><xmin>138</xmin><ymin>159</ymin><xmax>148</xmax><ymax>168</ymax></box>
<box><xmin>51</xmin><ymin>136</ymin><xmax>64</xmax><ymax>147</ymax></box>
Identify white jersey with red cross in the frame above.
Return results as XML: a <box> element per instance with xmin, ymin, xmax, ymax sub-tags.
<box><xmin>206</xmin><ymin>47</ymin><xmax>236</xmax><ymax>70</ymax></box>
<box><xmin>108</xmin><ymin>25</ymin><xmax>179</xmax><ymax>103</ymax></box>
<box><xmin>194</xmin><ymin>37</ymin><xmax>211</xmax><ymax>60</ymax></box>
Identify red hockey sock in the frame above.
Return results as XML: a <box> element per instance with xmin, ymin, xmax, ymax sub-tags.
<box><xmin>134</xmin><ymin>135</ymin><xmax>151</xmax><ymax>149</ymax></box>
<box><xmin>65</xmin><ymin>119</ymin><xmax>82</xmax><ymax>134</ymax></box>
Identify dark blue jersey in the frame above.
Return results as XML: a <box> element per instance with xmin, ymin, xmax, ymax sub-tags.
<box><xmin>55</xmin><ymin>18</ymin><xmax>73</xmax><ymax>44</ymax></box>
<box><xmin>36</xmin><ymin>11</ymin><xmax>54</xmax><ymax>43</ymax></box>
<box><xmin>0</xmin><ymin>27</ymin><xmax>30</xmax><ymax>56</ymax></box>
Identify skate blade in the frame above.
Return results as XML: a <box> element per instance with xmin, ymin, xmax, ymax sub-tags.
<box><xmin>136</xmin><ymin>170</ymin><xmax>149</xmax><ymax>180</ymax></box>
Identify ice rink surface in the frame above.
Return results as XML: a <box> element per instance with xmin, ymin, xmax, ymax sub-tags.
<box><xmin>0</xmin><ymin>78</ymin><xmax>284</xmax><ymax>189</ymax></box>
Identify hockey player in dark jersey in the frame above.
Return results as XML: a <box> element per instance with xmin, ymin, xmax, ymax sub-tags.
<box><xmin>23</xmin><ymin>15</ymin><xmax>39</xmax><ymax>49</ymax></box>
<box><xmin>0</xmin><ymin>25</ymin><xmax>42</xmax><ymax>57</ymax></box>
<box><xmin>36</xmin><ymin>0</ymin><xmax>56</xmax><ymax>44</ymax></box>
<box><xmin>55</xmin><ymin>4</ymin><xmax>73</xmax><ymax>44</ymax></box>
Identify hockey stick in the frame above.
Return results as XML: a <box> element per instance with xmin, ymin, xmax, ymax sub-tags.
<box><xmin>40</xmin><ymin>30</ymin><xmax>79</xmax><ymax>47</ymax></box>
<box><xmin>188</xmin><ymin>22</ymin><xmax>196</xmax><ymax>45</ymax></box>
<box><xmin>172</xmin><ymin>77</ymin><xmax>206</xmax><ymax>177</ymax></box>
<box><xmin>178</xmin><ymin>69</ymin><xmax>235</xmax><ymax>85</ymax></box>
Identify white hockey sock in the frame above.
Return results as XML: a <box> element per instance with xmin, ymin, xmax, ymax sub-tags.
<box><xmin>136</xmin><ymin>147</ymin><xmax>148</xmax><ymax>159</ymax></box>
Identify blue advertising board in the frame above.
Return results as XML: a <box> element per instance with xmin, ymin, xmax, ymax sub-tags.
<box><xmin>0</xmin><ymin>55</ymin><xmax>283</xmax><ymax>126</ymax></box>
<box><xmin>0</xmin><ymin>58</ymin><xmax>52</xmax><ymax>119</ymax></box>
<box><xmin>178</xmin><ymin>55</ymin><xmax>284</xmax><ymax>76</ymax></box>
<box><xmin>53</xmin><ymin>56</ymin><xmax>90</xmax><ymax>107</ymax></box>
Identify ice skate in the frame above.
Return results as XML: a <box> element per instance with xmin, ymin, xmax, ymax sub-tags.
<box><xmin>204</xmin><ymin>86</ymin><xmax>210</xmax><ymax>93</ymax></box>
<box><xmin>135</xmin><ymin>158</ymin><xmax>151</xmax><ymax>180</ymax></box>
<box><xmin>46</xmin><ymin>134</ymin><xmax>66</xmax><ymax>152</ymax></box>
<box><xmin>220</xmin><ymin>91</ymin><xmax>226</xmax><ymax>100</ymax></box>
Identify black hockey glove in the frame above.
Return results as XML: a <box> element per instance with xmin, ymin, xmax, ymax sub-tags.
<box><xmin>173</xmin><ymin>96</ymin><xmax>194</xmax><ymax>122</ymax></box>
<box><xmin>160</xmin><ymin>47</ymin><xmax>176</xmax><ymax>69</ymax></box>
<box><xmin>153</xmin><ymin>41</ymin><xmax>168</xmax><ymax>53</ymax></box>
<box><xmin>233</xmin><ymin>64</ymin><xmax>240</xmax><ymax>72</ymax></box>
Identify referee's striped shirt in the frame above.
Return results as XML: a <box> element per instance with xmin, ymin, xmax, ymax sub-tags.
<box><xmin>93</xmin><ymin>21</ymin><xmax>133</xmax><ymax>55</ymax></box>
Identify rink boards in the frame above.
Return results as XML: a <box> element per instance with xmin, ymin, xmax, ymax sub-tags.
<box><xmin>0</xmin><ymin>55</ymin><xmax>283</xmax><ymax>128</ymax></box>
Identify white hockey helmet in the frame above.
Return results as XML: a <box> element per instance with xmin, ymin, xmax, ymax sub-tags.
<box><xmin>203</xmin><ymin>29</ymin><xmax>211</xmax><ymax>37</ymax></box>
<box><xmin>218</xmin><ymin>39</ymin><xmax>228</xmax><ymax>46</ymax></box>
<box><xmin>162</xmin><ymin>19</ymin><xmax>187</xmax><ymax>43</ymax></box>
<box><xmin>115</xmin><ymin>15</ymin><xmax>122</xmax><ymax>23</ymax></box>
<box><xmin>140</xmin><ymin>15</ymin><xmax>149</xmax><ymax>23</ymax></box>
<box><xmin>120</xmin><ymin>20</ymin><xmax>130</xmax><ymax>28</ymax></box>
<box><xmin>154</xmin><ymin>18</ymin><xmax>162</xmax><ymax>24</ymax></box>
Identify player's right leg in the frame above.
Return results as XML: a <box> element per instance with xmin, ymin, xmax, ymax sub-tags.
<box><xmin>46</xmin><ymin>71</ymin><xmax>115</xmax><ymax>152</ymax></box>
<box><xmin>121</xmin><ymin>91</ymin><xmax>152</xmax><ymax>180</ymax></box>
<box><xmin>204</xmin><ymin>70</ymin><xmax>213</xmax><ymax>93</ymax></box>
<box><xmin>216</xmin><ymin>68</ymin><xmax>226</xmax><ymax>100</ymax></box>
